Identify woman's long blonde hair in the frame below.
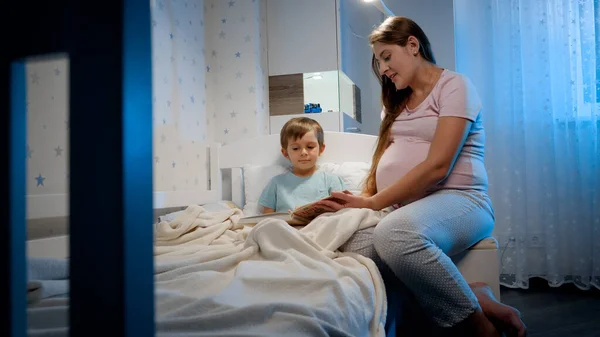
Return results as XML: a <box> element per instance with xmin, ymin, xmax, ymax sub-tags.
<box><xmin>363</xmin><ymin>16</ymin><xmax>436</xmax><ymax>196</ymax></box>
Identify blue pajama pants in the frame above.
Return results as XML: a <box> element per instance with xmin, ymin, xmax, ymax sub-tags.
<box><xmin>340</xmin><ymin>189</ymin><xmax>495</xmax><ymax>327</ymax></box>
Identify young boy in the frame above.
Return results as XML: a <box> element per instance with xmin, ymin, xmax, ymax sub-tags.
<box><xmin>259</xmin><ymin>117</ymin><xmax>345</xmax><ymax>214</ymax></box>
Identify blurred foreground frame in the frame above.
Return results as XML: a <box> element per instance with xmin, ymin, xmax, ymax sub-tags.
<box><xmin>2</xmin><ymin>1</ymin><xmax>155</xmax><ymax>336</ymax></box>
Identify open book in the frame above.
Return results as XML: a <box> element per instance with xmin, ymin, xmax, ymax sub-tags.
<box><xmin>239</xmin><ymin>194</ymin><xmax>348</xmax><ymax>226</ymax></box>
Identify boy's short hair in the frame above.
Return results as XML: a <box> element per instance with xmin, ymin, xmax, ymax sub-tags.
<box><xmin>280</xmin><ymin>117</ymin><xmax>325</xmax><ymax>149</ymax></box>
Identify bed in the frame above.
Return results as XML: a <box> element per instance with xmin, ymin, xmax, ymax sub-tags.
<box><xmin>26</xmin><ymin>131</ymin><xmax>500</xmax><ymax>337</ymax></box>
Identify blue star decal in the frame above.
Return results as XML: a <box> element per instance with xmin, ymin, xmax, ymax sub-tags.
<box><xmin>172</xmin><ymin>161</ymin><xmax>176</xmax><ymax>168</ymax></box>
<box><xmin>55</xmin><ymin>146</ymin><xmax>63</xmax><ymax>156</ymax></box>
<box><xmin>240</xmin><ymin>15</ymin><xmax>246</xmax><ymax>23</ymax></box>
<box><xmin>230</xmin><ymin>110</ymin><xmax>237</xmax><ymax>118</ymax></box>
<box><xmin>178</xmin><ymin>77</ymin><xmax>183</xmax><ymax>84</ymax></box>
<box><xmin>228</xmin><ymin>0</ymin><xmax>235</xmax><ymax>7</ymax></box>
<box><xmin>212</xmin><ymin>50</ymin><xmax>217</xmax><ymax>57</ymax></box>
<box><xmin>190</xmin><ymin>95</ymin><xmax>195</xmax><ymax>103</ymax></box>
<box><xmin>219</xmin><ymin>31</ymin><xmax>226</xmax><ymax>39</ymax></box>
<box><xmin>169</xmin><ymin>33</ymin><xmax>174</xmax><ymax>39</ymax></box>
<box><xmin>167</xmin><ymin>100</ymin><xmax>171</xmax><ymax>107</ymax></box>
<box><xmin>35</xmin><ymin>174</ymin><xmax>45</xmax><ymax>187</ymax></box>
<box><xmin>235</xmin><ymin>71</ymin><xmax>243</xmax><ymax>79</ymax></box>
<box><xmin>235</xmin><ymin>52</ymin><xmax>241</xmax><ymax>58</ymax></box>
<box><xmin>206</xmin><ymin>65</ymin><xmax>210</xmax><ymax>72</ymax></box>
<box><xmin>221</xmin><ymin>18</ymin><xmax>227</xmax><ymax>24</ymax></box>
<box><xmin>244</xmin><ymin>35</ymin><xmax>251</xmax><ymax>42</ymax></box>
<box><xmin>163</xmin><ymin>118</ymin><xmax>166</xmax><ymax>124</ymax></box>
<box><xmin>224</xmin><ymin>129</ymin><xmax>229</xmax><ymax>134</ymax></box>
<box><xmin>54</xmin><ymin>68</ymin><xmax>61</xmax><ymax>76</ymax></box>
<box><xmin>26</xmin><ymin>145</ymin><xmax>33</xmax><ymax>159</ymax></box>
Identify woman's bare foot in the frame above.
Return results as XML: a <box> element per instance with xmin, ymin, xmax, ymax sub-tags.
<box><xmin>469</xmin><ymin>282</ymin><xmax>527</xmax><ymax>337</ymax></box>
<box><xmin>455</xmin><ymin>309</ymin><xmax>501</xmax><ymax>337</ymax></box>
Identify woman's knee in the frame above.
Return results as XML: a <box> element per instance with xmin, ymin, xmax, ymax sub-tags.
<box><xmin>372</xmin><ymin>212</ymin><xmax>431</xmax><ymax>261</ymax></box>
<box><xmin>340</xmin><ymin>227</ymin><xmax>378</xmax><ymax>259</ymax></box>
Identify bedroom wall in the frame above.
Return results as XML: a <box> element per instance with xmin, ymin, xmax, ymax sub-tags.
<box><xmin>25</xmin><ymin>57</ymin><xmax>70</xmax><ymax>219</ymax></box>
<box><xmin>204</xmin><ymin>0</ymin><xmax>269</xmax><ymax>145</ymax></box>
<box><xmin>384</xmin><ymin>0</ymin><xmax>455</xmax><ymax>71</ymax></box>
<box><xmin>24</xmin><ymin>0</ymin><xmax>270</xmax><ymax>219</ymax></box>
<box><xmin>152</xmin><ymin>0</ymin><xmax>209</xmax><ymax>198</ymax></box>
<box><xmin>338</xmin><ymin>0</ymin><xmax>383</xmax><ymax>135</ymax></box>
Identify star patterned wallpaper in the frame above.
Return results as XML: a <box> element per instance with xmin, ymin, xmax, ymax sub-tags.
<box><xmin>204</xmin><ymin>0</ymin><xmax>269</xmax><ymax>145</ymax></box>
<box><xmin>152</xmin><ymin>0</ymin><xmax>209</xmax><ymax>193</ymax></box>
<box><xmin>25</xmin><ymin>57</ymin><xmax>69</xmax><ymax>196</ymax></box>
<box><xmin>25</xmin><ymin>0</ymin><xmax>269</xmax><ymax>210</ymax></box>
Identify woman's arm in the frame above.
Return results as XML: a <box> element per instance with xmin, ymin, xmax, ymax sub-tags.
<box><xmin>319</xmin><ymin>116</ymin><xmax>472</xmax><ymax>211</ymax></box>
<box><xmin>369</xmin><ymin>116</ymin><xmax>471</xmax><ymax>210</ymax></box>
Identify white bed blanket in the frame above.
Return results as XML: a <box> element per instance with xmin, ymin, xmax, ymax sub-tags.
<box><xmin>153</xmin><ymin>205</ymin><xmax>388</xmax><ymax>337</ymax></box>
<box><xmin>27</xmin><ymin>205</ymin><xmax>388</xmax><ymax>337</ymax></box>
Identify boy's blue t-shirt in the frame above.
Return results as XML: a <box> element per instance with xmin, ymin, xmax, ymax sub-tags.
<box><xmin>258</xmin><ymin>170</ymin><xmax>345</xmax><ymax>212</ymax></box>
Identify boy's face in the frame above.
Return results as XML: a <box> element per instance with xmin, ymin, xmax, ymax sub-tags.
<box><xmin>282</xmin><ymin>131</ymin><xmax>325</xmax><ymax>170</ymax></box>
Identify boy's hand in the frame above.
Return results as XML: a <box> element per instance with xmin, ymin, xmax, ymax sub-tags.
<box><xmin>317</xmin><ymin>191</ymin><xmax>378</xmax><ymax>211</ymax></box>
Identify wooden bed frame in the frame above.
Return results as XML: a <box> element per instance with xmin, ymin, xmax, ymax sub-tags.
<box><xmin>26</xmin><ymin>131</ymin><xmax>500</xmax><ymax>300</ymax></box>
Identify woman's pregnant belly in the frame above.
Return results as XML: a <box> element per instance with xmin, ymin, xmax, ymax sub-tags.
<box><xmin>376</xmin><ymin>138</ymin><xmax>430</xmax><ymax>192</ymax></box>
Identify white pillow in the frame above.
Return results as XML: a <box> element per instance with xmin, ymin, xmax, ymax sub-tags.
<box><xmin>241</xmin><ymin>161</ymin><xmax>371</xmax><ymax>216</ymax></box>
<box><xmin>319</xmin><ymin>162</ymin><xmax>371</xmax><ymax>195</ymax></box>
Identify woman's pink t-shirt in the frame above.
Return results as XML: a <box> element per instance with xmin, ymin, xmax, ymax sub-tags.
<box><xmin>376</xmin><ymin>69</ymin><xmax>488</xmax><ymax>195</ymax></box>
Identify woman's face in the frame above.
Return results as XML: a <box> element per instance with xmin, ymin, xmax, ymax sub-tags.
<box><xmin>372</xmin><ymin>39</ymin><xmax>419</xmax><ymax>90</ymax></box>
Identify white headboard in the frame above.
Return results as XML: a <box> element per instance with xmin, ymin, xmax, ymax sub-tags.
<box><xmin>216</xmin><ymin>131</ymin><xmax>378</xmax><ymax>207</ymax></box>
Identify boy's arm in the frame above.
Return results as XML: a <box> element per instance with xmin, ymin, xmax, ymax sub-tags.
<box><xmin>258</xmin><ymin>178</ymin><xmax>277</xmax><ymax>213</ymax></box>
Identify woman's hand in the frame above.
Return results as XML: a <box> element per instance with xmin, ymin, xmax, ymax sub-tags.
<box><xmin>317</xmin><ymin>191</ymin><xmax>378</xmax><ymax>211</ymax></box>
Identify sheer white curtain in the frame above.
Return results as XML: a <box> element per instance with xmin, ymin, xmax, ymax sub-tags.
<box><xmin>454</xmin><ymin>0</ymin><xmax>600</xmax><ymax>290</ymax></box>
